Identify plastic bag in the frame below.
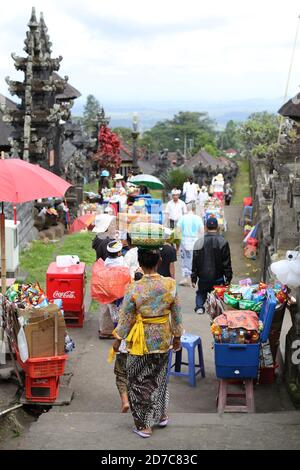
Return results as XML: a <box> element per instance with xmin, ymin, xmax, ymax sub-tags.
<box><xmin>17</xmin><ymin>317</ymin><xmax>29</xmax><ymax>363</ymax></box>
<box><xmin>90</xmin><ymin>258</ymin><xmax>131</xmax><ymax>304</ymax></box>
<box><xmin>215</xmin><ymin>310</ymin><xmax>259</xmax><ymax>331</ymax></box>
<box><xmin>224</xmin><ymin>292</ymin><xmax>240</xmax><ymax>309</ymax></box>
<box><xmin>239</xmin><ymin>299</ymin><xmax>263</xmax><ymax>313</ymax></box>
<box><xmin>0</xmin><ymin>335</ymin><xmax>6</xmax><ymax>365</ymax></box>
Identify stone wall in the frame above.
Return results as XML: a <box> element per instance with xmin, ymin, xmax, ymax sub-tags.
<box><xmin>4</xmin><ymin>202</ymin><xmax>38</xmax><ymax>249</ymax></box>
<box><xmin>249</xmin><ymin>133</ymin><xmax>300</xmax><ymax>405</ymax></box>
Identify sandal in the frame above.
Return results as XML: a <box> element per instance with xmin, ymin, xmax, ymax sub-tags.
<box><xmin>158</xmin><ymin>416</ymin><xmax>169</xmax><ymax>427</ymax></box>
<box><xmin>98</xmin><ymin>332</ymin><xmax>114</xmax><ymax>339</ymax></box>
<box><xmin>133</xmin><ymin>427</ymin><xmax>152</xmax><ymax>438</ymax></box>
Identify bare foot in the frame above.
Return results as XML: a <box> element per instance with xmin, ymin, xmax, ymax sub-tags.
<box><xmin>121</xmin><ymin>402</ymin><xmax>130</xmax><ymax>413</ymax></box>
<box><xmin>120</xmin><ymin>392</ymin><xmax>130</xmax><ymax>413</ymax></box>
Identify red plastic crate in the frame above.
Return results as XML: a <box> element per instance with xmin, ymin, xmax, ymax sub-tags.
<box><xmin>64</xmin><ymin>307</ymin><xmax>84</xmax><ymax>328</ymax></box>
<box><xmin>258</xmin><ymin>366</ymin><xmax>277</xmax><ymax>384</ymax></box>
<box><xmin>25</xmin><ymin>376</ymin><xmax>59</xmax><ymax>402</ymax></box>
<box><xmin>16</xmin><ymin>351</ymin><xmax>68</xmax><ymax>378</ymax></box>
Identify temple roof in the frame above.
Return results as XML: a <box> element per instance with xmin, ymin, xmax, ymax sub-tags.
<box><xmin>187</xmin><ymin>149</ymin><xmax>234</xmax><ymax>171</ymax></box>
<box><xmin>53</xmin><ymin>73</ymin><xmax>81</xmax><ymax>101</ymax></box>
<box><xmin>278</xmin><ymin>93</ymin><xmax>300</xmax><ymax>121</ymax></box>
<box><xmin>0</xmin><ymin>94</ymin><xmax>17</xmax><ymax>148</ymax></box>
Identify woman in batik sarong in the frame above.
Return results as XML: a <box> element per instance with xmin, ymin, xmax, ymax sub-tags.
<box><xmin>113</xmin><ymin>248</ymin><xmax>183</xmax><ymax>438</ymax></box>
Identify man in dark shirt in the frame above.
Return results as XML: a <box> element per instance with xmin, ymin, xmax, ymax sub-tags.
<box><xmin>158</xmin><ymin>242</ymin><xmax>177</xmax><ymax>278</ymax></box>
<box><xmin>92</xmin><ymin>214</ymin><xmax>116</xmax><ymax>261</ymax></box>
<box><xmin>191</xmin><ymin>217</ymin><xmax>233</xmax><ymax>314</ymax></box>
<box><xmin>91</xmin><ymin>214</ymin><xmax>116</xmax><ymax>338</ymax></box>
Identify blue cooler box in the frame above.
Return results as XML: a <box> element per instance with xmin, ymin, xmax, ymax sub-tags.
<box><xmin>214</xmin><ymin>288</ymin><xmax>277</xmax><ymax>379</ymax></box>
<box><xmin>145</xmin><ymin>198</ymin><xmax>163</xmax><ymax>225</ymax></box>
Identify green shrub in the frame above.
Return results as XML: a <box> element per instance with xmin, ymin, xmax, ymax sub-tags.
<box><xmin>165</xmin><ymin>168</ymin><xmax>192</xmax><ymax>191</ymax></box>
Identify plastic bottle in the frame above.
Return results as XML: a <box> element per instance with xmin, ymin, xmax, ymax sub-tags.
<box><xmin>229</xmin><ymin>330</ymin><xmax>237</xmax><ymax>344</ymax></box>
<box><xmin>221</xmin><ymin>329</ymin><xmax>230</xmax><ymax>343</ymax></box>
<box><xmin>238</xmin><ymin>330</ymin><xmax>245</xmax><ymax>344</ymax></box>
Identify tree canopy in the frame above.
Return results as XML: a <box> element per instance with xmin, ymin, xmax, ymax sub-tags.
<box><xmin>140</xmin><ymin>111</ymin><xmax>218</xmax><ymax>155</ymax></box>
<box><xmin>83</xmin><ymin>95</ymin><xmax>101</xmax><ymax>134</ymax></box>
<box><xmin>238</xmin><ymin>111</ymin><xmax>280</xmax><ymax>158</ymax></box>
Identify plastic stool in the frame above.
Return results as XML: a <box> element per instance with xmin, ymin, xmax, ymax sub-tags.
<box><xmin>168</xmin><ymin>334</ymin><xmax>205</xmax><ymax>387</ymax></box>
<box><xmin>217</xmin><ymin>379</ymin><xmax>255</xmax><ymax>413</ymax></box>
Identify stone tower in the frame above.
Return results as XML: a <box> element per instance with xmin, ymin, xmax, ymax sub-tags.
<box><xmin>2</xmin><ymin>7</ymin><xmax>71</xmax><ymax>173</ymax></box>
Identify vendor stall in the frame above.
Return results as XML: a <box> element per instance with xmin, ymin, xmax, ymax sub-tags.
<box><xmin>203</xmin><ymin>196</ymin><xmax>227</xmax><ymax>232</ymax></box>
<box><xmin>206</xmin><ymin>279</ymin><xmax>288</xmax><ymax>386</ymax></box>
<box><xmin>2</xmin><ymin>282</ymin><xmax>75</xmax><ymax>403</ymax></box>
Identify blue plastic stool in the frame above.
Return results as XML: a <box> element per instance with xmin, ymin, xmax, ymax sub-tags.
<box><xmin>168</xmin><ymin>334</ymin><xmax>205</xmax><ymax>387</ymax></box>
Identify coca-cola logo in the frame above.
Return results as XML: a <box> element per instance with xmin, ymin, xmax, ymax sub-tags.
<box><xmin>53</xmin><ymin>290</ymin><xmax>76</xmax><ymax>299</ymax></box>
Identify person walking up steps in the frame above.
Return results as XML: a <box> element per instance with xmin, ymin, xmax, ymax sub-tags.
<box><xmin>183</xmin><ymin>176</ymin><xmax>198</xmax><ymax>205</ymax></box>
<box><xmin>177</xmin><ymin>203</ymin><xmax>204</xmax><ymax>286</ymax></box>
<box><xmin>112</xmin><ymin>248</ymin><xmax>183</xmax><ymax>438</ymax></box>
<box><xmin>191</xmin><ymin>217</ymin><xmax>232</xmax><ymax>314</ymax></box>
<box><xmin>165</xmin><ymin>188</ymin><xmax>187</xmax><ymax>229</ymax></box>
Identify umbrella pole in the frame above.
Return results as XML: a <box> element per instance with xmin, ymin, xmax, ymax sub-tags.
<box><xmin>1</xmin><ymin>203</ymin><xmax>6</xmax><ymax>296</ymax></box>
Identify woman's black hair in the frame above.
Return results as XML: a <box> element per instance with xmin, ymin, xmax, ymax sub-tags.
<box><xmin>127</xmin><ymin>233</ymin><xmax>132</xmax><ymax>246</ymax></box>
<box><xmin>137</xmin><ymin>248</ymin><xmax>160</xmax><ymax>269</ymax></box>
<box><xmin>140</xmin><ymin>185</ymin><xmax>149</xmax><ymax>195</ymax></box>
<box><xmin>107</xmin><ymin>251</ymin><xmax>119</xmax><ymax>259</ymax></box>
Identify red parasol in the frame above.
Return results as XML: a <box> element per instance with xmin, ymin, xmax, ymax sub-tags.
<box><xmin>0</xmin><ymin>158</ymin><xmax>71</xmax><ymax>294</ymax></box>
<box><xmin>70</xmin><ymin>214</ymin><xmax>95</xmax><ymax>233</ymax></box>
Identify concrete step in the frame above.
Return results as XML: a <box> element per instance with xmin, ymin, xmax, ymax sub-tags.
<box><xmin>6</xmin><ymin>411</ymin><xmax>300</xmax><ymax>450</ymax></box>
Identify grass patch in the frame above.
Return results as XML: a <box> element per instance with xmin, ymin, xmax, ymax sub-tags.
<box><xmin>20</xmin><ymin>240</ymin><xmax>58</xmax><ymax>288</ymax></box>
<box><xmin>20</xmin><ymin>232</ymin><xmax>96</xmax><ymax>288</ymax></box>
<box><xmin>90</xmin><ymin>299</ymin><xmax>100</xmax><ymax>314</ymax></box>
<box><xmin>56</xmin><ymin>231</ymin><xmax>95</xmax><ymax>266</ymax></box>
<box><xmin>232</xmin><ymin>159</ymin><xmax>250</xmax><ymax>205</ymax></box>
<box><xmin>83</xmin><ymin>181</ymin><xmax>98</xmax><ymax>193</ymax></box>
<box><xmin>150</xmin><ymin>189</ymin><xmax>163</xmax><ymax>200</ymax></box>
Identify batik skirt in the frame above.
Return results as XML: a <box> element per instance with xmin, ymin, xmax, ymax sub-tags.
<box><xmin>114</xmin><ymin>353</ymin><xmax>128</xmax><ymax>395</ymax></box>
<box><xmin>126</xmin><ymin>352</ymin><xmax>169</xmax><ymax>430</ymax></box>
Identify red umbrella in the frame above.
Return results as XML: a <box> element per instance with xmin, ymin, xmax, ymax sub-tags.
<box><xmin>0</xmin><ymin>158</ymin><xmax>71</xmax><ymax>294</ymax></box>
<box><xmin>0</xmin><ymin>159</ymin><xmax>71</xmax><ymax>203</ymax></box>
<box><xmin>70</xmin><ymin>214</ymin><xmax>95</xmax><ymax>233</ymax></box>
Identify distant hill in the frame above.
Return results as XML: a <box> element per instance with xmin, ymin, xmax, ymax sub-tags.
<box><xmin>72</xmin><ymin>97</ymin><xmax>283</xmax><ymax>130</ymax></box>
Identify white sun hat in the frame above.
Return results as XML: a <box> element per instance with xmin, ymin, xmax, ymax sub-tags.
<box><xmin>107</xmin><ymin>240</ymin><xmax>123</xmax><ymax>253</ymax></box>
<box><xmin>92</xmin><ymin>214</ymin><xmax>115</xmax><ymax>233</ymax></box>
<box><xmin>114</xmin><ymin>174</ymin><xmax>124</xmax><ymax>180</ymax></box>
<box><xmin>171</xmin><ymin>189</ymin><xmax>181</xmax><ymax>195</ymax></box>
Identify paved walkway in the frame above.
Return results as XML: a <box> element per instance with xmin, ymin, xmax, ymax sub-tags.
<box><xmin>1</xmin><ymin>205</ymin><xmax>299</xmax><ymax>450</ymax></box>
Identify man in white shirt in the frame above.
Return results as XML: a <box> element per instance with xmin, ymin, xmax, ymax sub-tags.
<box><xmin>165</xmin><ymin>189</ymin><xmax>187</xmax><ymax>229</ymax></box>
<box><xmin>183</xmin><ymin>176</ymin><xmax>198</xmax><ymax>204</ymax></box>
<box><xmin>177</xmin><ymin>203</ymin><xmax>204</xmax><ymax>286</ymax></box>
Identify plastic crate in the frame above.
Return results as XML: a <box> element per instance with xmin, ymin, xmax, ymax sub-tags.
<box><xmin>26</xmin><ymin>355</ymin><xmax>67</xmax><ymax>378</ymax></box>
<box><xmin>16</xmin><ymin>351</ymin><xmax>68</xmax><ymax>378</ymax></box>
<box><xmin>25</xmin><ymin>376</ymin><xmax>59</xmax><ymax>402</ymax></box>
<box><xmin>258</xmin><ymin>366</ymin><xmax>276</xmax><ymax>385</ymax></box>
<box><xmin>214</xmin><ymin>289</ymin><xmax>277</xmax><ymax>379</ymax></box>
<box><xmin>215</xmin><ymin>343</ymin><xmax>260</xmax><ymax>379</ymax></box>
<box><xmin>64</xmin><ymin>308</ymin><xmax>84</xmax><ymax>328</ymax></box>
<box><xmin>144</xmin><ymin>199</ymin><xmax>163</xmax><ymax>225</ymax></box>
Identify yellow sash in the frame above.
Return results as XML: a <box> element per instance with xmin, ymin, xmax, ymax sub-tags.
<box><xmin>107</xmin><ymin>313</ymin><xmax>169</xmax><ymax>362</ymax></box>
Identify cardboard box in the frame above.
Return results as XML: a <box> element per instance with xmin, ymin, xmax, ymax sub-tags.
<box><xmin>24</xmin><ymin>310</ymin><xmax>66</xmax><ymax>358</ymax></box>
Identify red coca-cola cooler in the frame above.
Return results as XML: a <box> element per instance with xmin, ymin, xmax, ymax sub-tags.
<box><xmin>46</xmin><ymin>262</ymin><xmax>86</xmax><ymax>328</ymax></box>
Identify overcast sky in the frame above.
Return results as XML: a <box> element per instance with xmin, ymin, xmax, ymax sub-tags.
<box><xmin>1</xmin><ymin>0</ymin><xmax>300</xmax><ymax>104</ymax></box>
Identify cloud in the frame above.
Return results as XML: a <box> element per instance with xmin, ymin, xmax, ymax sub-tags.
<box><xmin>64</xmin><ymin>12</ymin><xmax>229</xmax><ymax>41</ymax></box>
<box><xmin>0</xmin><ymin>0</ymin><xmax>300</xmax><ymax>104</ymax></box>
